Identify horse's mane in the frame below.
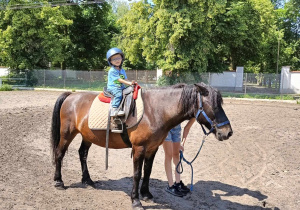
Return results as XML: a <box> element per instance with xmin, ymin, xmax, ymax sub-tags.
<box><xmin>146</xmin><ymin>83</ymin><xmax>223</xmax><ymax>116</ymax></box>
<box><xmin>179</xmin><ymin>83</ymin><xmax>223</xmax><ymax>116</ymax></box>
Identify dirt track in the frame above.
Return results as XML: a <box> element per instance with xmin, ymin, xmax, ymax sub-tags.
<box><xmin>0</xmin><ymin>90</ymin><xmax>299</xmax><ymax>210</ymax></box>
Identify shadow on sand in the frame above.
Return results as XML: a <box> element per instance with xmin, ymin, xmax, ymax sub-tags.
<box><xmin>67</xmin><ymin>177</ymin><xmax>278</xmax><ymax>210</ymax></box>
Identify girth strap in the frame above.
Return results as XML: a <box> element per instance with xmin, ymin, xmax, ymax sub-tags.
<box><xmin>120</xmin><ymin>124</ymin><xmax>132</xmax><ymax>148</ymax></box>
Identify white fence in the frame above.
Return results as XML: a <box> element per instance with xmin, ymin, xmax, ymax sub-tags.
<box><xmin>209</xmin><ymin>67</ymin><xmax>244</xmax><ymax>92</ymax></box>
<box><xmin>280</xmin><ymin>66</ymin><xmax>300</xmax><ymax>94</ymax></box>
<box><xmin>1</xmin><ymin>66</ymin><xmax>299</xmax><ymax>94</ymax></box>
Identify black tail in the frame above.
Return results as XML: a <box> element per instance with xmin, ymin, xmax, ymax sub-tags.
<box><xmin>50</xmin><ymin>92</ymin><xmax>72</xmax><ymax>164</ymax></box>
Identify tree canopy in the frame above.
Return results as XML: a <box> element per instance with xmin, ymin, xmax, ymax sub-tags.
<box><xmin>0</xmin><ymin>0</ymin><xmax>299</xmax><ymax>72</ymax></box>
<box><xmin>0</xmin><ymin>0</ymin><xmax>116</xmax><ymax>70</ymax></box>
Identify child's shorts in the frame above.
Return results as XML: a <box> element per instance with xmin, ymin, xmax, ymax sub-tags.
<box><xmin>165</xmin><ymin>124</ymin><xmax>181</xmax><ymax>143</ymax></box>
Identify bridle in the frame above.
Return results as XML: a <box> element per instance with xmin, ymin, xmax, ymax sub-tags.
<box><xmin>195</xmin><ymin>92</ymin><xmax>230</xmax><ymax>136</ymax></box>
<box><xmin>176</xmin><ymin>91</ymin><xmax>230</xmax><ymax>191</ymax></box>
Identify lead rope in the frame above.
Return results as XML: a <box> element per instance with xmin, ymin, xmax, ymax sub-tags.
<box><xmin>176</xmin><ymin>135</ymin><xmax>207</xmax><ymax>191</ymax></box>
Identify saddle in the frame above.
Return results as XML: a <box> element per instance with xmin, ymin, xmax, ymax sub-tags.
<box><xmin>88</xmin><ymin>85</ymin><xmax>143</xmax><ymax>133</ymax></box>
<box><xmin>101</xmin><ymin>85</ymin><xmax>141</xmax><ymax>122</ymax></box>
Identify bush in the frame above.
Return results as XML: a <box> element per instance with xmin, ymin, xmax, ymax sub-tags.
<box><xmin>0</xmin><ymin>84</ymin><xmax>13</xmax><ymax>91</ymax></box>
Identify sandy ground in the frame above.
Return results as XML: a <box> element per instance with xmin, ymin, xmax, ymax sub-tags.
<box><xmin>0</xmin><ymin>90</ymin><xmax>299</xmax><ymax>210</ymax></box>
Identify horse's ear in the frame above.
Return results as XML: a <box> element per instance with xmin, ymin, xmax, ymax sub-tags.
<box><xmin>194</xmin><ymin>83</ymin><xmax>209</xmax><ymax>96</ymax></box>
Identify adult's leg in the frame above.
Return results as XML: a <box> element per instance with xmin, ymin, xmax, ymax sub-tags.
<box><xmin>172</xmin><ymin>141</ymin><xmax>181</xmax><ymax>183</ymax></box>
<box><xmin>163</xmin><ymin>141</ymin><xmax>174</xmax><ymax>187</ymax></box>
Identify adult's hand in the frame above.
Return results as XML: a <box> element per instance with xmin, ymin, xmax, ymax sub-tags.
<box><xmin>180</xmin><ymin>143</ymin><xmax>184</xmax><ymax>152</ymax></box>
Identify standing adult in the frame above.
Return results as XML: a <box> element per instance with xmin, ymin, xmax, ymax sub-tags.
<box><xmin>163</xmin><ymin>118</ymin><xmax>196</xmax><ymax>197</ymax></box>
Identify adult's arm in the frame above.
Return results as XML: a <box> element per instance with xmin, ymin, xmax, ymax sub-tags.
<box><xmin>181</xmin><ymin>118</ymin><xmax>196</xmax><ymax>146</ymax></box>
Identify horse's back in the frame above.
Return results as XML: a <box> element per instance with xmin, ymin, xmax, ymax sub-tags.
<box><xmin>60</xmin><ymin>91</ymin><xmax>98</xmax><ymax>130</ymax></box>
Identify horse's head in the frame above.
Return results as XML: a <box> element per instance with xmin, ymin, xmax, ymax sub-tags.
<box><xmin>180</xmin><ymin>83</ymin><xmax>233</xmax><ymax>141</ymax></box>
<box><xmin>194</xmin><ymin>83</ymin><xmax>233</xmax><ymax>140</ymax></box>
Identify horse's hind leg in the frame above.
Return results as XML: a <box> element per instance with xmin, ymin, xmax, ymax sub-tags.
<box><xmin>79</xmin><ymin>139</ymin><xmax>94</xmax><ymax>187</ymax></box>
<box><xmin>140</xmin><ymin>149</ymin><xmax>158</xmax><ymax>201</ymax></box>
<box><xmin>54</xmin><ymin>132</ymin><xmax>76</xmax><ymax>190</ymax></box>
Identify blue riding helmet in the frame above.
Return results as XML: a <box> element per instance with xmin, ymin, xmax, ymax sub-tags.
<box><xmin>106</xmin><ymin>47</ymin><xmax>124</xmax><ymax>66</ymax></box>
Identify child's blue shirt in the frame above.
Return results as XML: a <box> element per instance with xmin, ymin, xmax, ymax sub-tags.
<box><xmin>107</xmin><ymin>67</ymin><xmax>128</xmax><ymax>90</ymax></box>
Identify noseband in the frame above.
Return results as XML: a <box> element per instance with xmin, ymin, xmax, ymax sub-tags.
<box><xmin>195</xmin><ymin>93</ymin><xmax>230</xmax><ymax>136</ymax></box>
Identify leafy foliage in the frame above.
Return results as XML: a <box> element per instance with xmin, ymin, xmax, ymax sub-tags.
<box><xmin>0</xmin><ymin>1</ymin><xmax>116</xmax><ymax>71</ymax></box>
<box><xmin>0</xmin><ymin>84</ymin><xmax>13</xmax><ymax>91</ymax></box>
<box><xmin>0</xmin><ymin>0</ymin><xmax>299</xmax><ymax>73</ymax></box>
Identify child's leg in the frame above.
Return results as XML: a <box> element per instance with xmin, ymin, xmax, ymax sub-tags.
<box><xmin>109</xmin><ymin>88</ymin><xmax>123</xmax><ymax>108</ymax></box>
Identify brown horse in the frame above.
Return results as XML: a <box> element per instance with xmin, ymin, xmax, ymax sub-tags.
<box><xmin>50</xmin><ymin>83</ymin><xmax>233</xmax><ymax>210</ymax></box>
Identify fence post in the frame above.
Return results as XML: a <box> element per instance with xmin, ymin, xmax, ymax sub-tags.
<box><xmin>89</xmin><ymin>70</ymin><xmax>91</xmax><ymax>88</ymax></box>
<box><xmin>136</xmin><ymin>70</ymin><xmax>138</xmax><ymax>81</ymax></box>
<box><xmin>63</xmin><ymin>70</ymin><xmax>66</xmax><ymax>89</ymax></box>
<box><xmin>145</xmin><ymin>70</ymin><xmax>148</xmax><ymax>84</ymax></box>
<box><xmin>280</xmin><ymin>66</ymin><xmax>290</xmax><ymax>94</ymax></box>
<box><xmin>0</xmin><ymin>78</ymin><xmax>2</xmax><ymax>87</ymax></box>
<box><xmin>44</xmin><ymin>69</ymin><xmax>46</xmax><ymax>87</ymax></box>
<box><xmin>244</xmin><ymin>73</ymin><xmax>247</xmax><ymax>94</ymax></box>
<box><xmin>235</xmin><ymin>66</ymin><xmax>244</xmax><ymax>92</ymax></box>
<box><xmin>25</xmin><ymin>71</ymin><xmax>27</xmax><ymax>86</ymax></box>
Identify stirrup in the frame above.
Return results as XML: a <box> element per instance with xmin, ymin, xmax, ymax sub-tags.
<box><xmin>111</xmin><ymin>118</ymin><xmax>123</xmax><ymax>133</ymax></box>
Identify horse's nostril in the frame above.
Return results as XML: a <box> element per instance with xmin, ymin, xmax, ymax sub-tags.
<box><xmin>228</xmin><ymin>131</ymin><xmax>233</xmax><ymax>137</ymax></box>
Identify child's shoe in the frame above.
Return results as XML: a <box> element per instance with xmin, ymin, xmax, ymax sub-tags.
<box><xmin>110</xmin><ymin>108</ymin><xmax>118</xmax><ymax>117</ymax></box>
<box><xmin>117</xmin><ymin>110</ymin><xmax>125</xmax><ymax>116</ymax></box>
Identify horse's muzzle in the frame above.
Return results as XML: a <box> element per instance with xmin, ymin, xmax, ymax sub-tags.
<box><xmin>216</xmin><ymin>129</ymin><xmax>233</xmax><ymax>141</ymax></box>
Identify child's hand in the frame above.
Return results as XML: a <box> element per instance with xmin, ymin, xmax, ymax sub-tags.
<box><xmin>131</xmin><ymin>80</ymin><xmax>137</xmax><ymax>85</ymax></box>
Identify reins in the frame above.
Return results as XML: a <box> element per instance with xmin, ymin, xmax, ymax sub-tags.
<box><xmin>176</xmin><ymin>136</ymin><xmax>206</xmax><ymax>191</ymax></box>
<box><xmin>176</xmin><ymin>92</ymin><xmax>230</xmax><ymax>191</ymax></box>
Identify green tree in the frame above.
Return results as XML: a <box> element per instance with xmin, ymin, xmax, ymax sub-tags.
<box><xmin>0</xmin><ymin>1</ymin><xmax>117</xmax><ymax>70</ymax></box>
<box><xmin>118</xmin><ymin>0</ymin><xmax>228</xmax><ymax>73</ymax></box>
<box><xmin>66</xmin><ymin>3</ymin><xmax>115</xmax><ymax>70</ymax></box>
<box><xmin>210</xmin><ymin>0</ymin><xmax>276</xmax><ymax>72</ymax></box>
<box><xmin>40</xmin><ymin>5</ymin><xmax>74</xmax><ymax>70</ymax></box>
<box><xmin>276</xmin><ymin>0</ymin><xmax>300</xmax><ymax>70</ymax></box>
<box><xmin>0</xmin><ymin>0</ymin><xmax>73</xmax><ymax>70</ymax></box>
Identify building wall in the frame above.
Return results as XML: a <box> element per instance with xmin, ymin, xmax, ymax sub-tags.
<box><xmin>0</xmin><ymin>67</ymin><xmax>9</xmax><ymax>77</ymax></box>
<box><xmin>210</xmin><ymin>67</ymin><xmax>244</xmax><ymax>91</ymax></box>
<box><xmin>280</xmin><ymin>66</ymin><xmax>300</xmax><ymax>94</ymax></box>
<box><xmin>290</xmin><ymin>72</ymin><xmax>300</xmax><ymax>93</ymax></box>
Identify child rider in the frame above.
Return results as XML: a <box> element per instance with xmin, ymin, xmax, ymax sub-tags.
<box><xmin>106</xmin><ymin>47</ymin><xmax>136</xmax><ymax>118</ymax></box>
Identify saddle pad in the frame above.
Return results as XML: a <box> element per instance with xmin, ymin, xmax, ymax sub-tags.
<box><xmin>88</xmin><ymin>90</ymin><xmax>144</xmax><ymax>130</ymax></box>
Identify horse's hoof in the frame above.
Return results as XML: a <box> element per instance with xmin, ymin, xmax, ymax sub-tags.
<box><xmin>141</xmin><ymin>196</ymin><xmax>154</xmax><ymax>203</ymax></box>
<box><xmin>82</xmin><ymin>179</ymin><xmax>95</xmax><ymax>188</ymax></box>
<box><xmin>54</xmin><ymin>181</ymin><xmax>65</xmax><ymax>190</ymax></box>
<box><xmin>141</xmin><ymin>193</ymin><xmax>154</xmax><ymax>203</ymax></box>
<box><xmin>141</xmin><ymin>191</ymin><xmax>153</xmax><ymax>202</ymax></box>
<box><xmin>132</xmin><ymin>200</ymin><xmax>144</xmax><ymax>210</ymax></box>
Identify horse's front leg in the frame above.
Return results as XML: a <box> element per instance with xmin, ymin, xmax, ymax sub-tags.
<box><xmin>131</xmin><ymin>145</ymin><xmax>145</xmax><ymax>210</ymax></box>
<box><xmin>140</xmin><ymin>148</ymin><xmax>158</xmax><ymax>201</ymax></box>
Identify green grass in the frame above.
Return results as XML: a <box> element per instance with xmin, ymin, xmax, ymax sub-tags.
<box><xmin>0</xmin><ymin>84</ymin><xmax>13</xmax><ymax>91</ymax></box>
<box><xmin>222</xmin><ymin>92</ymin><xmax>297</xmax><ymax>100</ymax></box>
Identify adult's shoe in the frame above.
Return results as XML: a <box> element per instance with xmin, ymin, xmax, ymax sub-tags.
<box><xmin>165</xmin><ymin>184</ymin><xmax>184</xmax><ymax>197</ymax></box>
<box><xmin>175</xmin><ymin>181</ymin><xmax>190</xmax><ymax>194</ymax></box>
